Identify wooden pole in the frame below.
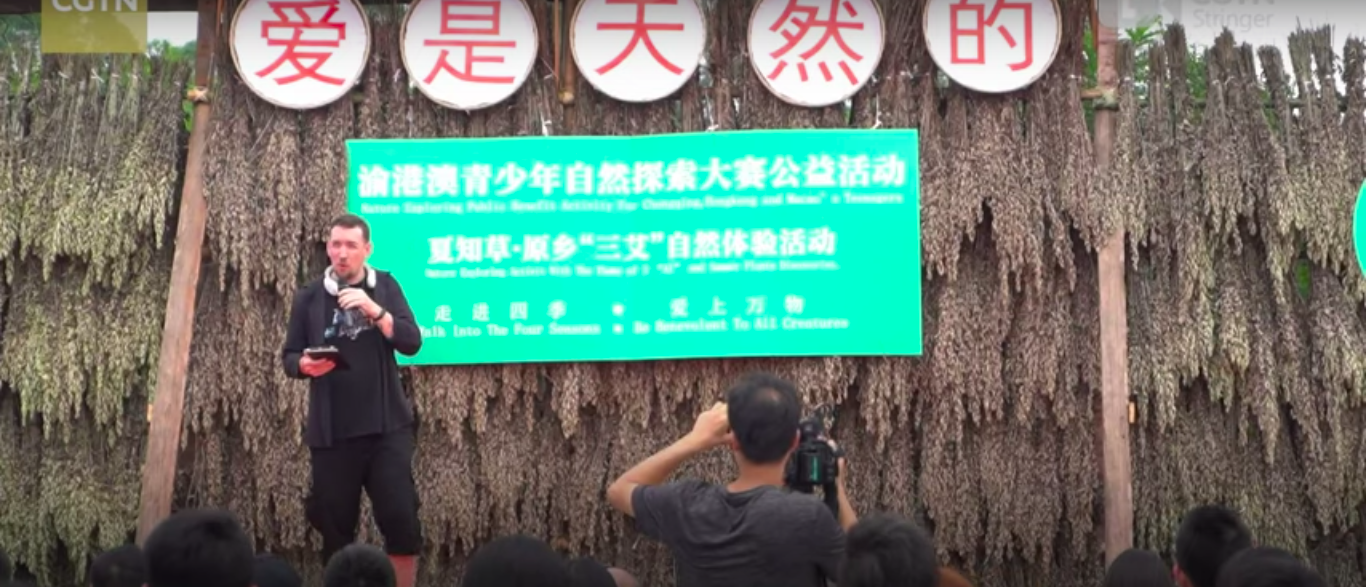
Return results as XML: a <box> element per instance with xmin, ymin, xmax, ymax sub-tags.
<box><xmin>1092</xmin><ymin>5</ymin><xmax>1135</xmax><ymax>566</ymax></box>
<box><xmin>136</xmin><ymin>0</ymin><xmax>218</xmax><ymax>545</ymax></box>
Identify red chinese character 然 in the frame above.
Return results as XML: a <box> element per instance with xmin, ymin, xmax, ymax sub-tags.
<box><xmin>256</xmin><ymin>0</ymin><xmax>348</xmax><ymax>85</ymax></box>
<box><xmin>949</xmin><ymin>0</ymin><xmax>1034</xmax><ymax>71</ymax></box>
<box><xmin>595</xmin><ymin>0</ymin><xmax>685</xmax><ymax>75</ymax></box>
<box><xmin>765</xmin><ymin>0</ymin><xmax>865</xmax><ymax>85</ymax></box>
<box><xmin>423</xmin><ymin>0</ymin><xmax>518</xmax><ymax>84</ymax></box>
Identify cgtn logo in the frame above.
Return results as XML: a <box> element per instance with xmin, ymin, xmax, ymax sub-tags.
<box><xmin>41</xmin><ymin>0</ymin><xmax>147</xmax><ymax>54</ymax></box>
<box><xmin>50</xmin><ymin>0</ymin><xmax>137</xmax><ymax>11</ymax></box>
<box><xmin>1101</xmin><ymin>0</ymin><xmax>1280</xmax><ymax>35</ymax></box>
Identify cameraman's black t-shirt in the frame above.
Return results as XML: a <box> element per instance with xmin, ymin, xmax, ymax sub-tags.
<box><xmin>631</xmin><ymin>480</ymin><xmax>844</xmax><ymax>587</ymax></box>
<box><xmin>321</xmin><ymin>285</ymin><xmax>387</xmax><ymax>440</ymax></box>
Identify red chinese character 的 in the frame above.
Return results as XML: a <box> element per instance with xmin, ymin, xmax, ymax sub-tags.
<box><xmin>765</xmin><ymin>0</ymin><xmax>865</xmax><ymax>85</ymax></box>
<box><xmin>423</xmin><ymin>0</ymin><xmax>518</xmax><ymax>84</ymax></box>
<box><xmin>256</xmin><ymin>0</ymin><xmax>348</xmax><ymax>85</ymax></box>
<box><xmin>949</xmin><ymin>0</ymin><xmax>1034</xmax><ymax>71</ymax></box>
<box><xmin>595</xmin><ymin>0</ymin><xmax>686</xmax><ymax>75</ymax></box>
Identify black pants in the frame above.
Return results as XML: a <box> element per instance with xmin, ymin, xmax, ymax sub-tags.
<box><xmin>305</xmin><ymin>427</ymin><xmax>423</xmax><ymax>564</ymax></box>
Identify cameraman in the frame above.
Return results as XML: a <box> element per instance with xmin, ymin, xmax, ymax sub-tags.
<box><xmin>606</xmin><ymin>373</ymin><xmax>857</xmax><ymax>587</ymax></box>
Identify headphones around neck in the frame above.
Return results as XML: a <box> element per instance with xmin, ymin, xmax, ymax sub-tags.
<box><xmin>323</xmin><ymin>265</ymin><xmax>376</xmax><ymax>296</ymax></box>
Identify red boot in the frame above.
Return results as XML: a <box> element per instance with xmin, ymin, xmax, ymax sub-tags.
<box><xmin>389</xmin><ymin>555</ymin><xmax>418</xmax><ymax>587</ymax></box>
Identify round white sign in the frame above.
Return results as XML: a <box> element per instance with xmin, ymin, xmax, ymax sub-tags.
<box><xmin>924</xmin><ymin>0</ymin><xmax>1060</xmax><ymax>94</ymax></box>
<box><xmin>571</xmin><ymin>0</ymin><xmax>706</xmax><ymax>103</ymax></box>
<box><xmin>401</xmin><ymin>0</ymin><xmax>539</xmax><ymax>110</ymax></box>
<box><xmin>747</xmin><ymin>0</ymin><xmax>886</xmax><ymax>108</ymax></box>
<box><xmin>230</xmin><ymin>0</ymin><xmax>370</xmax><ymax>110</ymax></box>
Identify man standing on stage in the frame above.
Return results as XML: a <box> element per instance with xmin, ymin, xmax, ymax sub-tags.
<box><xmin>281</xmin><ymin>213</ymin><xmax>423</xmax><ymax>587</ymax></box>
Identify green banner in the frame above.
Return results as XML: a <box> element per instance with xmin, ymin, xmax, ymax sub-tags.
<box><xmin>346</xmin><ymin>130</ymin><xmax>921</xmax><ymax>366</ymax></box>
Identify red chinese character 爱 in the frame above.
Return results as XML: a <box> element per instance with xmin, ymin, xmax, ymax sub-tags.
<box><xmin>424</xmin><ymin>0</ymin><xmax>518</xmax><ymax>84</ymax></box>
<box><xmin>256</xmin><ymin>0</ymin><xmax>348</xmax><ymax>85</ymax></box>
<box><xmin>766</xmin><ymin>0</ymin><xmax>865</xmax><ymax>85</ymax></box>
<box><xmin>595</xmin><ymin>0</ymin><xmax>685</xmax><ymax>75</ymax></box>
<box><xmin>949</xmin><ymin>0</ymin><xmax>1034</xmax><ymax>71</ymax></box>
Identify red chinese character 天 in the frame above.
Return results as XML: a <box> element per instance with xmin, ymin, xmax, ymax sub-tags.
<box><xmin>595</xmin><ymin>0</ymin><xmax>686</xmax><ymax>75</ymax></box>
<box><xmin>256</xmin><ymin>0</ymin><xmax>348</xmax><ymax>85</ymax></box>
<box><xmin>766</xmin><ymin>0</ymin><xmax>865</xmax><ymax>85</ymax></box>
<box><xmin>949</xmin><ymin>0</ymin><xmax>1034</xmax><ymax>71</ymax></box>
<box><xmin>423</xmin><ymin>0</ymin><xmax>518</xmax><ymax>84</ymax></box>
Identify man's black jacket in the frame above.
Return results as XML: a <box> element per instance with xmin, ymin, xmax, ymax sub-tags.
<box><xmin>281</xmin><ymin>269</ymin><xmax>423</xmax><ymax>448</ymax></box>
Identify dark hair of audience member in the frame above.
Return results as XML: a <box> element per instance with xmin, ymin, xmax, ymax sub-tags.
<box><xmin>568</xmin><ymin>558</ymin><xmax>615</xmax><ymax>587</ymax></box>
<box><xmin>841</xmin><ymin>513</ymin><xmax>939</xmax><ymax>587</ymax></box>
<box><xmin>323</xmin><ymin>544</ymin><xmax>395</xmax><ymax>587</ymax></box>
<box><xmin>89</xmin><ymin>544</ymin><xmax>147</xmax><ymax>587</ymax></box>
<box><xmin>142</xmin><ymin>508</ymin><xmax>254</xmax><ymax>587</ymax></box>
<box><xmin>937</xmin><ymin>567</ymin><xmax>973</xmax><ymax>587</ymax></box>
<box><xmin>1175</xmin><ymin>505</ymin><xmax>1253</xmax><ymax>587</ymax></box>
<box><xmin>0</xmin><ymin>547</ymin><xmax>12</xmax><ymax>583</ymax></box>
<box><xmin>254</xmin><ymin>554</ymin><xmax>303</xmax><ymax>587</ymax></box>
<box><xmin>1106</xmin><ymin>549</ymin><xmax>1175</xmax><ymax>587</ymax></box>
<box><xmin>725</xmin><ymin>372</ymin><xmax>802</xmax><ymax>464</ymax></box>
<box><xmin>1215</xmin><ymin>547</ymin><xmax>1324</xmax><ymax>587</ymax></box>
<box><xmin>461</xmin><ymin>534</ymin><xmax>571</xmax><ymax>587</ymax></box>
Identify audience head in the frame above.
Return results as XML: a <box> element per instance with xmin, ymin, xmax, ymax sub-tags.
<box><xmin>725</xmin><ymin>372</ymin><xmax>802</xmax><ymax>465</ymax></box>
<box><xmin>461</xmin><ymin>535</ymin><xmax>571</xmax><ymax>587</ymax></box>
<box><xmin>89</xmin><ymin>544</ymin><xmax>146</xmax><ymax>587</ymax></box>
<box><xmin>0</xmin><ymin>547</ymin><xmax>11</xmax><ymax>583</ymax></box>
<box><xmin>567</xmin><ymin>558</ymin><xmax>614</xmax><ymax>587</ymax></box>
<box><xmin>1215</xmin><ymin>547</ymin><xmax>1324</xmax><ymax>587</ymax></box>
<box><xmin>323</xmin><ymin>544</ymin><xmax>395</xmax><ymax>587</ymax></box>
<box><xmin>841</xmin><ymin>513</ymin><xmax>938</xmax><ymax>587</ymax></box>
<box><xmin>143</xmin><ymin>508</ymin><xmax>255</xmax><ymax>587</ymax></box>
<box><xmin>253</xmin><ymin>554</ymin><xmax>302</xmax><ymax>587</ymax></box>
<box><xmin>1105</xmin><ymin>549</ymin><xmax>1174</xmax><ymax>587</ymax></box>
<box><xmin>1175</xmin><ymin>505</ymin><xmax>1253</xmax><ymax>587</ymax></box>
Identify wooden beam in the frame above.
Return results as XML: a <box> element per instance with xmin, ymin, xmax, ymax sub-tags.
<box><xmin>136</xmin><ymin>0</ymin><xmax>217</xmax><ymax>545</ymax></box>
<box><xmin>1092</xmin><ymin>7</ymin><xmax>1135</xmax><ymax>567</ymax></box>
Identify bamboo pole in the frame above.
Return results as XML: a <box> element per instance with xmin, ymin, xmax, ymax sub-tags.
<box><xmin>136</xmin><ymin>0</ymin><xmax>219</xmax><ymax>544</ymax></box>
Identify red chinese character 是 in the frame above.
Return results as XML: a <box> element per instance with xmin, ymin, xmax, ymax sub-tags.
<box><xmin>595</xmin><ymin>0</ymin><xmax>685</xmax><ymax>75</ymax></box>
<box><xmin>766</xmin><ymin>0</ymin><xmax>865</xmax><ymax>85</ymax></box>
<box><xmin>256</xmin><ymin>0</ymin><xmax>348</xmax><ymax>85</ymax></box>
<box><xmin>423</xmin><ymin>0</ymin><xmax>518</xmax><ymax>84</ymax></box>
<box><xmin>949</xmin><ymin>0</ymin><xmax>1034</xmax><ymax>71</ymax></box>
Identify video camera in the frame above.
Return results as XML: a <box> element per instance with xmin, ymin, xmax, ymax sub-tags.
<box><xmin>783</xmin><ymin>404</ymin><xmax>842</xmax><ymax>517</ymax></box>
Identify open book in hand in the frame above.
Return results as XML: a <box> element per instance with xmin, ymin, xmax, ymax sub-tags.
<box><xmin>304</xmin><ymin>346</ymin><xmax>350</xmax><ymax>371</ymax></box>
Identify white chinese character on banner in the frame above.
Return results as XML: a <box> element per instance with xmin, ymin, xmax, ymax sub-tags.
<box><xmin>456</xmin><ymin>236</ymin><xmax>484</xmax><ymax>262</ymax></box>
<box><xmin>872</xmin><ymin>153</ymin><xmax>906</xmax><ymax>187</ymax></box>
<box><xmin>693</xmin><ymin>230</ymin><xmax>721</xmax><ymax>258</ymax></box>
<box><xmin>487</xmin><ymin>234</ymin><xmax>512</xmax><ymax>262</ymax></box>
<box><xmin>358</xmin><ymin>164</ymin><xmax>391</xmax><ymax>197</ymax></box>
<box><xmin>426</xmin><ymin>164</ymin><xmax>459</xmax><ymax>196</ymax></box>
<box><xmin>597</xmin><ymin>162</ymin><xmax>631</xmax><ymax>195</ymax></box>
<box><xmin>785</xmin><ymin>294</ymin><xmax>805</xmax><ymax>314</ymax></box>
<box><xmin>473</xmin><ymin>303</ymin><xmax>490</xmax><ymax>322</ymax></box>
<box><xmin>530</xmin><ymin>163</ymin><xmax>563</xmax><ymax>196</ymax></box>
<box><xmin>700</xmin><ymin>158</ymin><xmax>733</xmax><ymax>191</ymax></box>
<box><xmin>428</xmin><ymin>236</ymin><xmax>455</xmax><ymax>264</ymax></box>
<box><xmin>808</xmin><ymin>227</ymin><xmax>837</xmax><ymax>255</ymax></box>
<box><xmin>670</xmin><ymin>297</ymin><xmax>688</xmax><ymax>318</ymax></box>
<box><xmin>746</xmin><ymin>296</ymin><xmax>766</xmax><ymax>315</ymax></box>
<box><xmin>463</xmin><ymin>163</ymin><xmax>492</xmax><ymax>196</ymax></box>
<box><xmin>633</xmin><ymin>162</ymin><xmax>665</xmax><ymax>194</ymax></box>
<box><xmin>625</xmin><ymin>233</ymin><xmax>651</xmax><ymax>261</ymax></box>
<box><xmin>733</xmin><ymin>156</ymin><xmax>768</xmax><ymax>190</ymax></box>
<box><xmin>838</xmin><ymin>154</ymin><xmax>871</xmax><ymax>187</ymax></box>
<box><xmin>435</xmin><ymin>305</ymin><xmax>452</xmax><ymax>322</ymax></box>
<box><xmin>722</xmin><ymin>229</ymin><xmax>749</xmax><ymax>257</ymax></box>
<box><xmin>522</xmin><ymin>235</ymin><xmax>550</xmax><ymax>262</ymax></box>
<box><xmin>769</xmin><ymin>156</ymin><xmax>801</xmax><ymax>189</ymax></box>
<box><xmin>552</xmin><ymin>234</ymin><xmax>579</xmax><ymax>261</ymax></box>
<box><xmin>667</xmin><ymin>231</ymin><xmax>691</xmax><ymax>259</ymax></box>
<box><xmin>751</xmin><ymin>229</ymin><xmax>779</xmax><ymax>256</ymax></box>
<box><xmin>779</xmin><ymin>229</ymin><xmax>807</xmax><ymax>256</ymax></box>
<box><xmin>566</xmin><ymin>162</ymin><xmax>595</xmax><ymax>195</ymax></box>
<box><xmin>578</xmin><ymin>233</ymin><xmax>597</xmax><ymax>246</ymax></box>
<box><xmin>548</xmin><ymin>300</ymin><xmax>567</xmax><ymax>320</ymax></box>
<box><xmin>595</xmin><ymin>234</ymin><xmax>623</xmax><ymax>261</ymax></box>
<box><xmin>495</xmin><ymin>163</ymin><xmax>529</xmax><ymax>195</ymax></box>
<box><xmin>804</xmin><ymin>154</ymin><xmax>837</xmax><ymax>187</ymax></box>
<box><xmin>665</xmin><ymin>159</ymin><xmax>699</xmax><ymax>192</ymax></box>
<box><xmin>709</xmin><ymin>296</ymin><xmax>726</xmax><ymax>316</ymax></box>
<box><xmin>393</xmin><ymin>164</ymin><xmax>425</xmax><ymax>196</ymax></box>
<box><xmin>510</xmin><ymin>302</ymin><xmax>529</xmax><ymax>321</ymax></box>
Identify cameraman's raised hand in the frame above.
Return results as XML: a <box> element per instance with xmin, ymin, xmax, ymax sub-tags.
<box><xmin>685</xmin><ymin>402</ymin><xmax>732</xmax><ymax>450</ymax></box>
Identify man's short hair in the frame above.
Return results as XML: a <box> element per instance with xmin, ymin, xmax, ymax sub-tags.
<box><xmin>1105</xmin><ymin>549</ymin><xmax>1173</xmax><ymax>587</ymax></box>
<box><xmin>841</xmin><ymin>513</ymin><xmax>938</xmax><ymax>587</ymax></box>
<box><xmin>142</xmin><ymin>509</ymin><xmax>254</xmax><ymax>587</ymax></box>
<box><xmin>0</xmin><ymin>546</ymin><xmax>12</xmax><ymax>582</ymax></box>
<box><xmin>1215</xmin><ymin>547</ymin><xmax>1324</xmax><ymax>587</ymax></box>
<box><xmin>461</xmin><ymin>535</ymin><xmax>570</xmax><ymax>587</ymax></box>
<box><xmin>725</xmin><ymin>372</ymin><xmax>802</xmax><ymax>464</ymax></box>
<box><xmin>89</xmin><ymin>545</ymin><xmax>146</xmax><ymax>587</ymax></box>
<box><xmin>1175</xmin><ymin>505</ymin><xmax>1253</xmax><ymax>587</ymax></box>
<box><xmin>323</xmin><ymin>544</ymin><xmax>394</xmax><ymax>587</ymax></box>
<box><xmin>254</xmin><ymin>554</ymin><xmax>303</xmax><ymax>587</ymax></box>
<box><xmin>567</xmin><ymin>558</ymin><xmax>615</xmax><ymax>587</ymax></box>
<box><xmin>329</xmin><ymin>214</ymin><xmax>370</xmax><ymax>242</ymax></box>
